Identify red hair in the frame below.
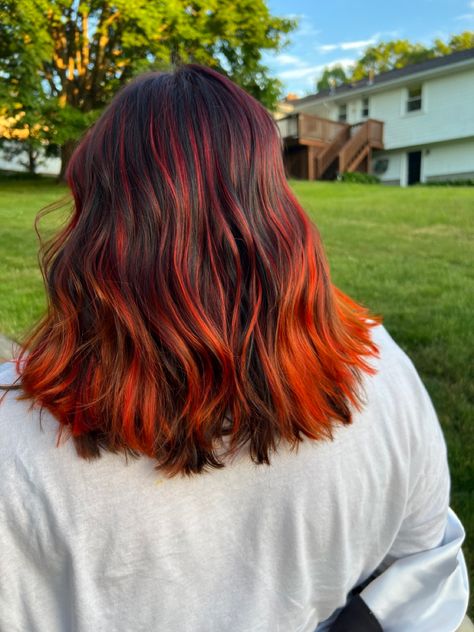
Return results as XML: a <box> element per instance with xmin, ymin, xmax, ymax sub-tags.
<box><xmin>6</xmin><ymin>65</ymin><xmax>380</xmax><ymax>476</ymax></box>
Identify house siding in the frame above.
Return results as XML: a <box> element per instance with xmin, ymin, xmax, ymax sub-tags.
<box><xmin>422</xmin><ymin>138</ymin><xmax>474</xmax><ymax>180</ymax></box>
<box><xmin>373</xmin><ymin>138</ymin><xmax>474</xmax><ymax>185</ymax></box>
<box><xmin>371</xmin><ymin>150</ymin><xmax>403</xmax><ymax>185</ymax></box>
<box><xmin>370</xmin><ymin>68</ymin><xmax>474</xmax><ymax>149</ymax></box>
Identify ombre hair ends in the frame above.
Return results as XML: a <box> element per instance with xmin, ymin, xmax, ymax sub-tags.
<box><xmin>6</xmin><ymin>64</ymin><xmax>380</xmax><ymax>476</ymax></box>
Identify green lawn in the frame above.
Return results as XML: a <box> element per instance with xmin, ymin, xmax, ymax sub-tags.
<box><xmin>1</xmin><ymin>176</ymin><xmax>473</xmax><ymax>609</ymax></box>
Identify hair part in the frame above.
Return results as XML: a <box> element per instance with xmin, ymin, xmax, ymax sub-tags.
<box><xmin>4</xmin><ymin>64</ymin><xmax>380</xmax><ymax>476</ymax></box>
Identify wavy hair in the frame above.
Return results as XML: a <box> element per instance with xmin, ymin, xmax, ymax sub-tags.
<box><xmin>5</xmin><ymin>64</ymin><xmax>380</xmax><ymax>476</ymax></box>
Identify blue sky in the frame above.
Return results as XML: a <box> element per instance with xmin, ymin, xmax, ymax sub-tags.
<box><xmin>263</xmin><ymin>0</ymin><xmax>474</xmax><ymax>95</ymax></box>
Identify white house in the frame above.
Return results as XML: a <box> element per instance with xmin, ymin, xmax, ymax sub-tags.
<box><xmin>276</xmin><ymin>48</ymin><xmax>474</xmax><ymax>186</ymax></box>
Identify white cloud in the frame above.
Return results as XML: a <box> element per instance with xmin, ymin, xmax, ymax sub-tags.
<box><xmin>278</xmin><ymin>65</ymin><xmax>326</xmax><ymax>80</ymax></box>
<box><xmin>340</xmin><ymin>38</ymin><xmax>378</xmax><ymax>50</ymax></box>
<box><xmin>319</xmin><ymin>44</ymin><xmax>338</xmax><ymax>53</ymax></box>
<box><xmin>318</xmin><ymin>35</ymin><xmax>379</xmax><ymax>54</ymax></box>
<box><xmin>274</xmin><ymin>53</ymin><xmax>307</xmax><ymax>67</ymax></box>
<box><xmin>295</xmin><ymin>16</ymin><xmax>322</xmax><ymax>38</ymax></box>
<box><xmin>278</xmin><ymin>58</ymin><xmax>355</xmax><ymax>80</ymax></box>
<box><xmin>455</xmin><ymin>0</ymin><xmax>474</xmax><ymax>19</ymax></box>
<box><xmin>325</xmin><ymin>58</ymin><xmax>356</xmax><ymax>71</ymax></box>
<box><xmin>281</xmin><ymin>13</ymin><xmax>322</xmax><ymax>38</ymax></box>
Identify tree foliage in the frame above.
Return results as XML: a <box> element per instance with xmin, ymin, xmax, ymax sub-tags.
<box><xmin>350</xmin><ymin>40</ymin><xmax>435</xmax><ymax>81</ymax></box>
<box><xmin>316</xmin><ymin>64</ymin><xmax>348</xmax><ymax>92</ymax></box>
<box><xmin>316</xmin><ymin>31</ymin><xmax>474</xmax><ymax>91</ymax></box>
<box><xmin>0</xmin><ymin>0</ymin><xmax>296</xmax><ymax>176</ymax></box>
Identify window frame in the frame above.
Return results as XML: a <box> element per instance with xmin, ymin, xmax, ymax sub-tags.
<box><xmin>361</xmin><ymin>97</ymin><xmax>370</xmax><ymax>118</ymax></box>
<box><xmin>338</xmin><ymin>103</ymin><xmax>347</xmax><ymax>122</ymax></box>
<box><xmin>405</xmin><ymin>85</ymin><xmax>423</xmax><ymax>114</ymax></box>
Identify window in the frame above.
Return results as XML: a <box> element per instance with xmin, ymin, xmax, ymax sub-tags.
<box><xmin>406</xmin><ymin>86</ymin><xmax>422</xmax><ymax>112</ymax></box>
<box><xmin>338</xmin><ymin>103</ymin><xmax>347</xmax><ymax>122</ymax></box>
<box><xmin>361</xmin><ymin>97</ymin><xmax>370</xmax><ymax>118</ymax></box>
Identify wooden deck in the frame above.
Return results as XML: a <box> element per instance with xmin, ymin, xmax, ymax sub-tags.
<box><xmin>277</xmin><ymin>113</ymin><xmax>384</xmax><ymax>180</ymax></box>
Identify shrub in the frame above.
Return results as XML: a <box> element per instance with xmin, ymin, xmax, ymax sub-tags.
<box><xmin>420</xmin><ymin>179</ymin><xmax>474</xmax><ymax>186</ymax></box>
<box><xmin>338</xmin><ymin>171</ymin><xmax>380</xmax><ymax>184</ymax></box>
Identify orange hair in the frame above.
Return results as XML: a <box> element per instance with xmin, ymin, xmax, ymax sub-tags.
<box><xmin>4</xmin><ymin>65</ymin><xmax>380</xmax><ymax>476</ymax></box>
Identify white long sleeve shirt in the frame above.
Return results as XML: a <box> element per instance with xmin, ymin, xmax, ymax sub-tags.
<box><xmin>0</xmin><ymin>325</ymin><xmax>468</xmax><ymax>631</ymax></box>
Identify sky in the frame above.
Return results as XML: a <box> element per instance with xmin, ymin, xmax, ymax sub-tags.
<box><xmin>262</xmin><ymin>0</ymin><xmax>474</xmax><ymax>95</ymax></box>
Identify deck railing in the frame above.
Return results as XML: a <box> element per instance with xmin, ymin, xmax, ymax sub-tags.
<box><xmin>339</xmin><ymin>119</ymin><xmax>384</xmax><ymax>172</ymax></box>
<box><xmin>316</xmin><ymin>126</ymin><xmax>350</xmax><ymax>178</ymax></box>
<box><xmin>277</xmin><ymin>113</ymin><xmax>348</xmax><ymax>143</ymax></box>
<box><xmin>298</xmin><ymin>114</ymin><xmax>348</xmax><ymax>143</ymax></box>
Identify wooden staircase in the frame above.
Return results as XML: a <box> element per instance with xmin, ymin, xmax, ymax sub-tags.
<box><xmin>316</xmin><ymin>126</ymin><xmax>350</xmax><ymax>179</ymax></box>
<box><xmin>277</xmin><ymin>113</ymin><xmax>384</xmax><ymax>180</ymax></box>
<box><xmin>345</xmin><ymin>145</ymin><xmax>370</xmax><ymax>172</ymax></box>
<box><xmin>316</xmin><ymin>119</ymin><xmax>384</xmax><ymax>179</ymax></box>
<box><xmin>339</xmin><ymin>120</ymin><xmax>384</xmax><ymax>174</ymax></box>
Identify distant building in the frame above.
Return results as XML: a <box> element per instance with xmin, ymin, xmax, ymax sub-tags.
<box><xmin>276</xmin><ymin>48</ymin><xmax>474</xmax><ymax>185</ymax></box>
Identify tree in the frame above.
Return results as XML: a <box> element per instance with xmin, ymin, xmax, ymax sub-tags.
<box><xmin>314</xmin><ymin>31</ymin><xmax>474</xmax><ymax>91</ymax></box>
<box><xmin>0</xmin><ymin>0</ymin><xmax>51</xmax><ymax>172</ymax></box>
<box><xmin>0</xmin><ymin>0</ymin><xmax>296</xmax><ymax>179</ymax></box>
<box><xmin>350</xmin><ymin>40</ymin><xmax>435</xmax><ymax>81</ymax></box>
<box><xmin>0</xmin><ymin>121</ymin><xmax>43</xmax><ymax>174</ymax></box>
<box><xmin>316</xmin><ymin>64</ymin><xmax>348</xmax><ymax>92</ymax></box>
<box><xmin>433</xmin><ymin>31</ymin><xmax>474</xmax><ymax>55</ymax></box>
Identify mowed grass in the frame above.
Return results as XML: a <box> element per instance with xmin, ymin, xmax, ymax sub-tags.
<box><xmin>0</xmin><ymin>177</ymin><xmax>71</xmax><ymax>337</ymax></box>
<box><xmin>292</xmin><ymin>179</ymin><xmax>474</xmax><ymax>609</ymax></box>
<box><xmin>1</xmin><ymin>176</ymin><xmax>473</xmax><ymax>607</ymax></box>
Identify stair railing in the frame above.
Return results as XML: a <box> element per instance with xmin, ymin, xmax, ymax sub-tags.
<box><xmin>339</xmin><ymin>121</ymin><xmax>370</xmax><ymax>173</ymax></box>
<box><xmin>316</xmin><ymin>126</ymin><xmax>350</xmax><ymax>178</ymax></box>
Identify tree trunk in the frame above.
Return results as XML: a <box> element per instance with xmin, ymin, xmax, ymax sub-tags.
<box><xmin>27</xmin><ymin>143</ymin><xmax>37</xmax><ymax>175</ymax></box>
<box><xmin>58</xmin><ymin>139</ymin><xmax>78</xmax><ymax>182</ymax></box>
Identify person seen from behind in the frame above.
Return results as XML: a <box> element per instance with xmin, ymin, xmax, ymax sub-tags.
<box><xmin>0</xmin><ymin>64</ymin><xmax>469</xmax><ymax>631</ymax></box>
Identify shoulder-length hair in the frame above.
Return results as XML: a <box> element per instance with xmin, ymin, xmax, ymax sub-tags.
<box><xmin>5</xmin><ymin>64</ymin><xmax>380</xmax><ymax>476</ymax></box>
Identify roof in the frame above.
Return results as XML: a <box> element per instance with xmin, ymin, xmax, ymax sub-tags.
<box><xmin>290</xmin><ymin>48</ymin><xmax>474</xmax><ymax>106</ymax></box>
